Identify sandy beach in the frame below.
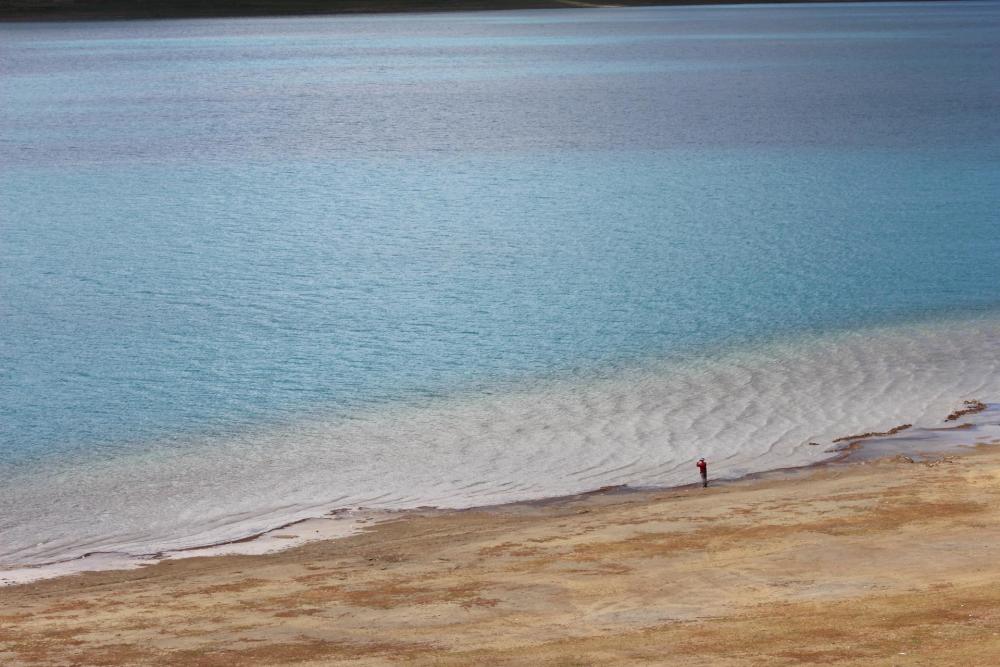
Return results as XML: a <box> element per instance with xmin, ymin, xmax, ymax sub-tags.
<box><xmin>4</xmin><ymin>436</ymin><xmax>1000</xmax><ymax>665</ymax></box>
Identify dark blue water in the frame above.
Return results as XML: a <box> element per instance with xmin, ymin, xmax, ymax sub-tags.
<box><xmin>2</xmin><ymin>2</ymin><xmax>1000</xmax><ymax>567</ymax></box>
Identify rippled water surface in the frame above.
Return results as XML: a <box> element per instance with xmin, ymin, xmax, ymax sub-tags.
<box><xmin>2</xmin><ymin>2</ymin><xmax>1000</xmax><ymax>566</ymax></box>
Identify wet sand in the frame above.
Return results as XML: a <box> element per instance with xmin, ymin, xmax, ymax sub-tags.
<box><xmin>5</xmin><ymin>437</ymin><xmax>1000</xmax><ymax>665</ymax></box>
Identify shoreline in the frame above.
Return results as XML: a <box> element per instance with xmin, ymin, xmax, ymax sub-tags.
<box><xmin>0</xmin><ymin>0</ymin><xmax>961</xmax><ymax>23</ymax></box>
<box><xmin>7</xmin><ymin>309</ymin><xmax>1000</xmax><ymax>576</ymax></box>
<box><xmin>4</xmin><ymin>398</ymin><xmax>996</xmax><ymax>586</ymax></box>
<box><xmin>4</xmin><ymin>422</ymin><xmax>1000</xmax><ymax>663</ymax></box>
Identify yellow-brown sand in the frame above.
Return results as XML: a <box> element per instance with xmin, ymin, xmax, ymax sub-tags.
<box><xmin>4</xmin><ymin>446</ymin><xmax>1000</xmax><ymax>665</ymax></box>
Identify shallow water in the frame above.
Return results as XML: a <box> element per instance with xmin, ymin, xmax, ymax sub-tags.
<box><xmin>2</xmin><ymin>2</ymin><xmax>1000</xmax><ymax>567</ymax></box>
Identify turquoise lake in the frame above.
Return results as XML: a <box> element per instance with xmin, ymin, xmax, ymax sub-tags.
<box><xmin>2</xmin><ymin>2</ymin><xmax>1000</xmax><ymax>567</ymax></box>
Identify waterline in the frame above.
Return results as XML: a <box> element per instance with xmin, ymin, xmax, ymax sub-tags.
<box><xmin>3</xmin><ymin>313</ymin><xmax>999</xmax><ymax>569</ymax></box>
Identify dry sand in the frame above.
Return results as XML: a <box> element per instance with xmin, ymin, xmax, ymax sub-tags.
<box><xmin>4</xmin><ymin>444</ymin><xmax>1000</xmax><ymax>665</ymax></box>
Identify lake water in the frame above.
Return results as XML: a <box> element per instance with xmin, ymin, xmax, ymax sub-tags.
<box><xmin>2</xmin><ymin>1</ymin><xmax>1000</xmax><ymax>568</ymax></box>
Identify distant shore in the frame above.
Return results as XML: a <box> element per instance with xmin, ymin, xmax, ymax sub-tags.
<box><xmin>0</xmin><ymin>0</ymin><xmax>958</xmax><ymax>23</ymax></box>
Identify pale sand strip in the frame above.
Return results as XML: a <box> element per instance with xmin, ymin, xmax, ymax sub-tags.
<box><xmin>0</xmin><ymin>514</ymin><xmax>384</xmax><ymax>587</ymax></box>
<box><xmin>4</xmin><ymin>437</ymin><xmax>1000</xmax><ymax>665</ymax></box>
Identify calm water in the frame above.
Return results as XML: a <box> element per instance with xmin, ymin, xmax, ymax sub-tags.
<box><xmin>2</xmin><ymin>2</ymin><xmax>1000</xmax><ymax>567</ymax></box>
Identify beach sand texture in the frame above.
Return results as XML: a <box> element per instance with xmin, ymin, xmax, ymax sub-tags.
<box><xmin>4</xmin><ymin>442</ymin><xmax>1000</xmax><ymax>665</ymax></box>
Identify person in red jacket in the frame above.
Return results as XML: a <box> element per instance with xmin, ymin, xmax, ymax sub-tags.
<box><xmin>696</xmin><ymin>458</ymin><xmax>708</xmax><ymax>488</ymax></box>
